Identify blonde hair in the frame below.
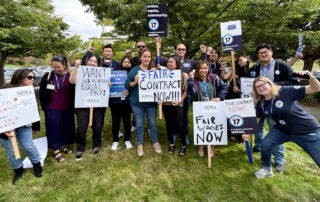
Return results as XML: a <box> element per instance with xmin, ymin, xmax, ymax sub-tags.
<box><xmin>252</xmin><ymin>76</ymin><xmax>281</xmax><ymax>104</ymax></box>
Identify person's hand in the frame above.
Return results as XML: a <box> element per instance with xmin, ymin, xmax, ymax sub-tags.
<box><xmin>206</xmin><ymin>46</ymin><xmax>213</xmax><ymax>55</ymax></box>
<box><xmin>108</xmin><ymin>81</ymin><xmax>111</xmax><ymax>87</ymax></box>
<box><xmin>123</xmin><ymin>90</ymin><xmax>129</xmax><ymax>96</ymax></box>
<box><xmin>242</xmin><ymin>134</ymin><xmax>249</xmax><ymax>140</ymax></box>
<box><xmin>4</xmin><ymin>130</ymin><xmax>15</xmax><ymax>138</ymax></box>
<box><xmin>172</xmin><ymin>100</ymin><xmax>181</xmax><ymax>106</ymax></box>
<box><xmin>189</xmin><ymin>71</ymin><xmax>194</xmax><ymax>78</ymax></box>
<box><xmin>105</xmin><ymin>59</ymin><xmax>111</xmax><ymax>65</ymax></box>
<box><xmin>295</xmin><ymin>52</ymin><xmax>303</xmax><ymax>59</ymax></box>
<box><xmin>125</xmin><ymin>50</ymin><xmax>133</xmax><ymax>55</ymax></box>
<box><xmin>155</xmin><ymin>36</ymin><xmax>162</xmax><ymax>44</ymax></box>
<box><xmin>239</xmin><ymin>57</ymin><xmax>248</xmax><ymax>67</ymax></box>
<box><xmin>210</xmin><ymin>97</ymin><xmax>221</xmax><ymax>102</ymax></box>
<box><xmin>157</xmin><ymin>101</ymin><xmax>163</xmax><ymax>105</ymax></box>
<box><xmin>74</xmin><ymin>59</ymin><xmax>82</xmax><ymax>69</ymax></box>
<box><xmin>134</xmin><ymin>74</ymin><xmax>139</xmax><ymax>84</ymax></box>
<box><xmin>233</xmin><ymin>86</ymin><xmax>240</xmax><ymax>93</ymax></box>
<box><xmin>220</xmin><ymin>62</ymin><xmax>227</xmax><ymax>71</ymax></box>
<box><xmin>200</xmin><ymin>44</ymin><xmax>206</xmax><ymax>53</ymax></box>
<box><xmin>88</xmin><ymin>47</ymin><xmax>95</xmax><ymax>52</ymax></box>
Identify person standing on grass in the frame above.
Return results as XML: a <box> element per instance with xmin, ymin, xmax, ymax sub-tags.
<box><xmin>125</xmin><ymin>48</ymin><xmax>161</xmax><ymax>156</ymax></box>
<box><xmin>0</xmin><ymin>69</ymin><xmax>43</xmax><ymax>185</ymax></box>
<box><xmin>39</xmin><ymin>55</ymin><xmax>76</xmax><ymax>162</ymax></box>
<box><xmin>70</xmin><ymin>53</ymin><xmax>107</xmax><ymax>161</ymax></box>
<box><xmin>188</xmin><ymin>60</ymin><xmax>228</xmax><ymax>157</ymax></box>
<box><xmin>162</xmin><ymin>55</ymin><xmax>189</xmax><ymax>156</ymax></box>
<box><xmin>110</xmin><ymin>56</ymin><xmax>134</xmax><ymax>151</ymax></box>
<box><xmin>250</xmin><ymin>74</ymin><xmax>320</xmax><ymax>179</ymax></box>
<box><xmin>248</xmin><ymin>43</ymin><xmax>299</xmax><ymax>173</ymax></box>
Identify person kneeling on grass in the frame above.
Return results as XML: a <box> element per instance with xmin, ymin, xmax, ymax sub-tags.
<box><xmin>249</xmin><ymin>74</ymin><xmax>320</xmax><ymax>179</ymax></box>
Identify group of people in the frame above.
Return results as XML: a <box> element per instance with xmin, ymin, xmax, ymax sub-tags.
<box><xmin>1</xmin><ymin>39</ymin><xmax>320</xmax><ymax>184</ymax></box>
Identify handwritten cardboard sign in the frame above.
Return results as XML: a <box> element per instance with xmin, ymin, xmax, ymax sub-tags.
<box><xmin>75</xmin><ymin>66</ymin><xmax>111</xmax><ymax>108</ymax></box>
<box><xmin>240</xmin><ymin>77</ymin><xmax>255</xmax><ymax>98</ymax></box>
<box><xmin>225</xmin><ymin>98</ymin><xmax>258</xmax><ymax>134</ymax></box>
<box><xmin>193</xmin><ymin>101</ymin><xmax>228</xmax><ymax>145</ymax></box>
<box><xmin>138</xmin><ymin>69</ymin><xmax>181</xmax><ymax>102</ymax></box>
<box><xmin>110</xmin><ymin>70</ymin><xmax>127</xmax><ymax>98</ymax></box>
<box><xmin>0</xmin><ymin>86</ymin><xmax>40</xmax><ymax>133</ymax></box>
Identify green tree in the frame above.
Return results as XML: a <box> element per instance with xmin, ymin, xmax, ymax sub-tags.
<box><xmin>0</xmin><ymin>0</ymin><xmax>82</xmax><ymax>85</ymax></box>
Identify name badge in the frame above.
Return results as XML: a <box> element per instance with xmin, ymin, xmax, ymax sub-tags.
<box><xmin>47</xmin><ymin>84</ymin><xmax>55</xmax><ymax>90</ymax></box>
<box><xmin>121</xmin><ymin>97</ymin><xmax>126</xmax><ymax>100</ymax></box>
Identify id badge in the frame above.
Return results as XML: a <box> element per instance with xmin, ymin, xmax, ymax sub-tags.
<box><xmin>47</xmin><ymin>84</ymin><xmax>55</xmax><ymax>90</ymax></box>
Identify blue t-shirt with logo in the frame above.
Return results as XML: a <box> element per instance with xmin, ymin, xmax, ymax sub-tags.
<box><xmin>256</xmin><ymin>86</ymin><xmax>320</xmax><ymax>135</ymax></box>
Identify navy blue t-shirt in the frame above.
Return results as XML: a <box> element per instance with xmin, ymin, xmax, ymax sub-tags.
<box><xmin>256</xmin><ymin>86</ymin><xmax>320</xmax><ymax>135</ymax></box>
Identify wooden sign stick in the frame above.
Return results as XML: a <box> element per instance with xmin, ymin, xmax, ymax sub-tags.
<box><xmin>10</xmin><ymin>131</ymin><xmax>21</xmax><ymax>159</ymax></box>
<box><xmin>231</xmin><ymin>50</ymin><xmax>237</xmax><ymax>89</ymax></box>
<box><xmin>89</xmin><ymin>107</ymin><xmax>93</xmax><ymax>126</ymax></box>
<box><xmin>207</xmin><ymin>145</ymin><xmax>212</xmax><ymax>168</ymax></box>
<box><xmin>156</xmin><ymin>38</ymin><xmax>163</xmax><ymax>119</ymax></box>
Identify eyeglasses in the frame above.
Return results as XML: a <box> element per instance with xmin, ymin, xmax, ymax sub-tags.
<box><xmin>27</xmin><ymin>76</ymin><xmax>35</xmax><ymax>80</ymax></box>
<box><xmin>258</xmin><ymin>50</ymin><xmax>270</xmax><ymax>55</ymax></box>
<box><xmin>177</xmin><ymin>48</ymin><xmax>186</xmax><ymax>51</ymax></box>
<box><xmin>255</xmin><ymin>82</ymin><xmax>268</xmax><ymax>89</ymax></box>
<box><xmin>137</xmin><ymin>46</ymin><xmax>145</xmax><ymax>49</ymax></box>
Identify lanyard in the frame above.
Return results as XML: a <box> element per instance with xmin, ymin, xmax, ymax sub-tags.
<box><xmin>260</xmin><ymin>59</ymin><xmax>274</xmax><ymax>76</ymax></box>
<box><xmin>261</xmin><ymin>99</ymin><xmax>274</xmax><ymax>116</ymax></box>
<box><xmin>54</xmin><ymin>72</ymin><xmax>66</xmax><ymax>92</ymax></box>
<box><xmin>200</xmin><ymin>81</ymin><xmax>208</xmax><ymax>97</ymax></box>
<box><xmin>210</xmin><ymin>63</ymin><xmax>216</xmax><ymax>73</ymax></box>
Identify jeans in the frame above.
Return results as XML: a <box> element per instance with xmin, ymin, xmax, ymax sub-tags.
<box><xmin>254</xmin><ymin>117</ymin><xmax>285</xmax><ymax>164</ymax></box>
<box><xmin>130</xmin><ymin>103</ymin><xmax>158</xmax><ymax>145</ymax></box>
<box><xmin>262</xmin><ymin>128</ymin><xmax>320</xmax><ymax>171</ymax></box>
<box><xmin>0</xmin><ymin>126</ymin><xmax>40</xmax><ymax>169</ymax></box>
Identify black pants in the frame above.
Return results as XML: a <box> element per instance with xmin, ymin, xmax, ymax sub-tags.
<box><xmin>163</xmin><ymin>105</ymin><xmax>186</xmax><ymax>146</ymax></box>
<box><xmin>76</xmin><ymin>108</ymin><xmax>105</xmax><ymax>152</ymax></box>
<box><xmin>110</xmin><ymin>103</ymin><xmax>131</xmax><ymax>142</ymax></box>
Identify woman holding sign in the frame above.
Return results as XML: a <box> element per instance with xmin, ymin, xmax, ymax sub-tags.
<box><xmin>0</xmin><ymin>69</ymin><xmax>42</xmax><ymax>185</ymax></box>
<box><xmin>70</xmin><ymin>53</ymin><xmax>106</xmax><ymax>161</ymax></box>
<box><xmin>162</xmin><ymin>55</ymin><xmax>188</xmax><ymax>156</ymax></box>
<box><xmin>188</xmin><ymin>60</ymin><xmax>228</xmax><ymax>157</ymax></box>
<box><xmin>125</xmin><ymin>48</ymin><xmax>161</xmax><ymax>156</ymax></box>
<box><xmin>39</xmin><ymin>55</ymin><xmax>76</xmax><ymax>162</ymax></box>
<box><xmin>252</xmin><ymin>74</ymin><xmax>320</xmax><ymax>179</ymax></box>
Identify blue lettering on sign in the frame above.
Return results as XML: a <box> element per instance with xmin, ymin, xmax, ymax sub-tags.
<box><xmin>141</xmin><ymin>70</ymin><xmax>175</xmax><ymax>80</ymax></box>
<box><xmin>228</xmin><ymin>24</ymin><xmax>236</xmax><ymax>30</ymax></box>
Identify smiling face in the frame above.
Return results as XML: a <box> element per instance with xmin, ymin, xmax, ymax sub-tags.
<box><xmin>52</xmin><ymin>61</ymin><xmax>65</xmax><ymax>75</ymax></box>
<box><xmin>254</xmin><ymin>80</ymin><xmax>271</xmax><ymax>97</ymax></box>
<box><xmin>140</xmin><ymin>51</ymin><xmax>151</xmax><ymax>67</ymax></box>
<box><xmin>22</xmin><ymin>72</ymin><xmax>35</xmax><ymax>86</ymax></box>
<box><xmin>257</xmin><ymin>48</ymin><xmax>273</xmax><ymax>64</ymax></box>
<box><xmin>122</xmin><ymin>58</ymin><xmax>132</xmax><ymax>68</ymax></box>
<box><xmin>167</xmin><ymin>57</ymin><xmax>177</xmax><ymax>70</ymax></box>
<box><xmin>209</xmin><ymin>49</ymin><xmax>219</xmax><ymax>62</ymax></box>
<box><xmin>199</xmin><ymin>63</ymin><xmax>209</xmax><ymax>79</ymax></box>
<box><xmin>103</xmin><ymin>47</ymin><xmax>113</xmax><ymax>60</ymax></box>
<box><xmin>87</xmin><ymin>56</ymin><xmax>99</xmax><ymax>67</ymax></box>
<box><xmin>175</xmin><ymin>44</ymin><xmax>186</xmax><ymax>59</ymax></box>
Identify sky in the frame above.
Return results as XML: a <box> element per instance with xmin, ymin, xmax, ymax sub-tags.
<box><xmin>51</xmin><ymin>0</ymin><xmax>112</xmax><ymax>41</ymax></box>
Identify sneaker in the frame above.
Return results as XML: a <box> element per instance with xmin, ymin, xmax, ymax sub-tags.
<box><xmin>153</xmin><ymin>142</ymin><xmax>162</xmax><ymax>153</ymax></box>
<box><xmin>125</xmin><ymin>141</ymin><xmax>133</xmax><ymax>149</ymax></box>
<box><xmin>92</xmin><ymin>147</ymin><xmax>100</xmax><ymax>155</ymax></box>
<box><xmin>137</xmin><ymin>145</ymin><xmax>143</xmax><ymax>156</ymax></box>
<box><xmin>75</xmin><ymin>152</ymin><xmax>83</xmax><ymax>161</ymax></box>
<box><xmin>255</xmin><ymin>169</ymin><xmax>274</xmax><ymax>179</ymax></box>
<box><xmin>131</xmin><ymin>126</ymin><xmax>136</xmax><ymax>132</ymax></box>
<box><xmin>118</xmin><ymin>131</ymin><xmax>123</xmax><ymax>138</ymax></box>
<box><xmin>274</xmin><ymin>163</ymin><xmax>284</xmax><ymax>173</ymax></box>
<box><xmin>111</xmin><ymin>142</ymin><xmax>119</xmax><ymax>151</ymax></box>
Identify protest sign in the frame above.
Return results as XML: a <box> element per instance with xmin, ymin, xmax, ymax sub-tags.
<box><xmin>220</xmin><ymin>20</ymin><xmax>242</xmax><ymax>52</ymax></box>
<box><xmin>147</xmin><ymin>4</ymin><xmax>168</xmax><ymax>37</ymax></box>
<box><xmin>23</xmin><ymin>136</ymin><xmax>48</xmax><ymax>168</ymax></box>
<box><xmin>240</xmin><ymin>77</ymin><xmax>255</xmax><ymax>98</ymax></box>
<box><xmin>225</xmin><ymin>98</ymin><xmax>258</xmax><ymax>135</ymax></box>
<box><xmin>75</xmin><ymin>66</ymin><xmax>111</xmax><ymax>108</ymax></box>
<box><xmin>110</xmin><ymin>70</ymin><xmax>127</xmax><ymax>98</ymax></box>
<box><xmin>193</xmin><ymin>101</ymin><xmax>228</xmax><ymax>145</ymax></box>
<box><xmin>138</xmin><ymin>69</ymin><xmax>181</xmax><ymax>102</ymax></box>
<box><xmin>0</xmin><ymin>86</ymin><xmax>40</xmax><ymax>133</ymax></box>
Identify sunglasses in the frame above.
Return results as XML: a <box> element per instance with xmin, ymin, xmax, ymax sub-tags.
<box><xmin>27</xmin><ymin>76</ymin><xmax>35</xmax><ymax>80</ymax></box>
<box><xmin>137</xmin><ymin>46</ymin><xmax>146</xmax><ymax>49</ymax></box>
<box><xmin>177</xmin><ymin>48</ymin><xmax>186</xmax><ymax>51</ymax></box>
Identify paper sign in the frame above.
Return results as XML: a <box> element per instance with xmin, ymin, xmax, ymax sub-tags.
<box><xmin>220</xmin><ymin>20</ymin><xmax>242</xmax><ymax>52</ymax></box>
<box><xmin>110</xmin><ymin>70</ymin><xmax>127</xmax><ymax>98</ymax></box>
<box><xmin>0</xmin><ymin>86</ymin><xmax>40</xmax><ymax>133</ymax></box>
<box><xmin>240</xmin><ymin>77</ymin><xmax>255</xmax><ymax>98</ymax></box>
<box><xmin>138</xmin><ymin>69</ymin><xmax>181</xmax><ymax>102</ymax></box>
<box><xmin>193</xmin><ymin>101</ymin><xmax>228</xmax><ymax>145</ymax></box>
<box><xmin>23</xmin><ymin>136</ymin><xmax>48</xmax><ymax>168</ymax></box>
<box><xmin>225</xmin><ymin>98</ymin><xmax>258</xmax><ymax>134</ymax></box>
<box><xmin>147</xmin><ymin>4</ymin><xmax>168</xmax><ymax>37</ymax></box>
<box><xmin>75</xmin><ymin>66</ymin><xmax>111</xmax><ymax>108</ymax></box>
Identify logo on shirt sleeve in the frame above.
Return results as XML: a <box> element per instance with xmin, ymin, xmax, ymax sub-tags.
<box><xmin>275</xmin><ymin>100</ymin><xmax>284</xmax><ymax>108</ymax></box>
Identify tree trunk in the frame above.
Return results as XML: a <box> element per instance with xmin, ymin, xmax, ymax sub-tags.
<box><xmin>303</xmin><ymin>56</ymin><xmax>314</xmax><ymax>72</ymax></box>
<box><xmin>0</xmin><ymin>51</ymin><xmax>8</xmax><ymax>86</ymax></box>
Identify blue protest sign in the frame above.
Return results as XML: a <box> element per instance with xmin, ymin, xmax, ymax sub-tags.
<box><xmin>110</xmin><ymin>70</ymin><xmax>127</xmax><ymax>98</ymax></box>
<box><xmin>147</xmin><ymin>4</ymin><xmax>168</xmax><ymax>37</ymax></box>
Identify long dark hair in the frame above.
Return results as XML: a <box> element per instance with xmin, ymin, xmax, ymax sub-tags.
<box><xmin>120</xmin><ymin>55</ymin><xmax>133</xmax><ymax>72</ymax></box>
<box><xmin>52</xmin><ymin>55</ymin><xmax>70</xmax><ymax>72</ymax></box>
<box><xmin>168</xmin><ymin>54</ymin><xmax>182</xmax><ymax>70</ymax></box>
<box><xmin>139</xmin><ymin>48</ymin><xmax>155</xmax><ymax>70</ymax></box>
<box><xmin>235</xmin><ymin>55</ymin><xmax>249</xmax><ymax>77</ymax></box>
<box><xmin>10</xmin><ymin>69</ymin><xmax>34</xmax><ymax>86</ymax></box>
<box><xmin>85</xmin><ymin>52</ymin><xmax>102</xmax><ymax>67</ymax></box>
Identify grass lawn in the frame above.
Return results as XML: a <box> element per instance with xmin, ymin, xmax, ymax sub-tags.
<box><xmin>0</xmin><ymin>107</ymin><xmax>319</xmax><ymax>201</ymax></box>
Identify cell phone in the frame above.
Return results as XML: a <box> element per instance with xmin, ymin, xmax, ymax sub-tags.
<box><xmin>293</xmin><ymin>72</ymin><xmax>310</xmax><ymax>79</ymax></box>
